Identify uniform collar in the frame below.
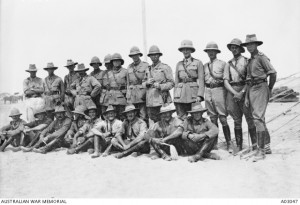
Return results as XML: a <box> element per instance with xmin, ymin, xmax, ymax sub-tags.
<box><xmin>209</xmin><ymin>58</ymin><xmax>218</xmax><ymax>64</ymax></box>
<box><xmin>183</xmin><ymin>57</ymin><xmax>192</xmax><ymax>63</ymax></box>
<box><xmin>229</xmin><ymin>55</ymin><xmax>243</xmax><ymax>63</ymax></box>
<box><xmin>152</xmin><ymin>61</ymin><xmax>161</xmax><ymax>69</ymax></box>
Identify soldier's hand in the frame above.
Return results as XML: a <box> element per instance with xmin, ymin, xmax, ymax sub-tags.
<box><xmin>188</xmin><ymin>134</ymin><xmax>197</xmax><ymax>142</ymax></box>
<box><xmin>77</xmin><ymin>137</ymin><xmax>86</xmax><ymax>145</ymax></box>
<box><xmin>234</xmin><ymin>92</ymin><xmax>244</xmax><ymax>102</ymax></box>
<box><xmin>86</xmin><ymin>132</ymin><xmax>94</xmax><ymax>138</ymax></box>
<box><xmin>269</xmin><ymin>88</ymin><xmax>273</xmax><ymax>98</ymax></box>
<box><xmin>153</xmin><ymin>82</ymin><xmax>160</xmax><ymax>89</ymax></box>
<box><xmin>244</xmin><ymin>98</ymin><xmax>250</xmax><ymax>107</ymax></box>
<box><xmin>196</xmin><ymin>96</ymin><xmax>203</xmax><ymax>102</ymax></box>
<box><xmin>123</xmin><ymin>144</ymin><xmax>130</xmax><ymax>150</ymax></box>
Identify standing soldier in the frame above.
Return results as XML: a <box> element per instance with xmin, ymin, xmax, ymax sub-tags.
<box><xmin>224</xmin><ymin>38</ymin><xmax>256</xmax><ymax>151</ymax></box>
<box><xmin>99</xmin><ymin>54</ymin><xmax>113</xmax><ymax>116</ymax></box>
<box><xmin>89</xmin><ymin>56</ymin><xmax>104</xmax><ymax>117</ymax></box>
<box><xmin>70</xmin><ymin>63</ymin><xmax>101</xmax><ymax>109</ymax></box>
<box><xmin>126</xmin><ymin>46</ymin><xmax>149</xmax><ymax>122</ymax></box>
<box><xmin>63</xmin><ymin>59</ymin><xmax>79</xmax><ymax>116</ymax></box>
<box><xmin>174</xmin><ymin>40</ymin><xmax>205</xmax><ymax>120</ymax></box>
<box><xmin>143</xmin><ymin>45</ymin><xmax>175</xmax><ymax>123</ymax></box>
<box><xmin>104</xmin><ymin>53</ymin><xmax>127</xmax><ymax>120</ymax></box>
<box><xmin>241</xmin><ymin>34</ymin><xmax>277</xmax><ymax>161</ymax></box>
<box><xmin>203</xmin><ymin>42</ymin><xmax>233</xmax><ymax>153</ymax></box>
<box><xmin>23</xmin><ymin>64</ymin><xmax>45</xmax><ymax>122</ymax></box>
<box><xmin>43</xmin><ymin>62</ymin><xmax>64</xmax><ymax>110</ymax></box>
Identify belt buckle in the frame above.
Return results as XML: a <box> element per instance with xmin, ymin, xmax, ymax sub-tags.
<box><xmin>183</xmin><ymin>78</ymin><xmax>187</xmax><ymax>83</ymax></box>
<box><xmin>210</xmin><ymin>83</ymin><xmax>214</xmax><ymax>89</ymax></box>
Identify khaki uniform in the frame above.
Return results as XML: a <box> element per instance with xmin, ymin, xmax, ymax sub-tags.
<box><xmin>99</xmin><ymin>70</ymin><xmax>110</xmax><ymax>114</ymax></box>
<box><xmin>70</xmin><ymin>75</ymin><xmax>101</xmax><ymax>109</ymax></box>
<box><xmin>64</xmin><ymin>72</ymin><xmax>80</xmax><ymax>111</ymax></box>
<box><xmin>224</xmin><ymin>56</ymin><xmax>255</xmax><ymax>129</ymax></box>
<box><xmin>0</xmin><ymin>119</ymin><xmax>27</xmax><ymax>147</ymax></box>
<box><xmin>126</xmin><ymin>61</ymin><xmax>149</xmax><ymax>120</ymax></box>
<box><xmin>204</xmin><ymin>59</ymin><xmax>228</xmax><ymax>125</ymax></box>
<box><xmin>90</xmin><ymin>69</ymin><xmax>104</xmax><ymax>116</ymax></box>
<box><xmin>174</xmin><ymin>57</ymin><xmax>205</xmax><ymax>119</ymax></box>
<box><xmin>101</xmin><ymin>68</ymin><xmax>127</xmax><ymax>120</ymax></box>
<box><xmin>62</xmin><ymin>117</ymin><xmax>86</xmax><ymax>148</ymax></box>
<box><xmin>246</xmin><ymin>52</ymin><xmax>276</xmax><ymax>131</ymax></box>
<box><xmin>23</xmin><ymin>77</ymin><xmax>45</xmax><ymax>122</ymax></box>
<box><xmin>143</xmin><ymin>61</ymin><xmax>175</xmax><ymax>122</ymax></box>
<box><xmin>182</xmin><ymin>117</ymin><xmax>218</xmax><ymax>155</ymax></box>
<box><xmin>43</xmin><ymin>75</ymin><xmax>64</xmax><ymax>109</ymax></box>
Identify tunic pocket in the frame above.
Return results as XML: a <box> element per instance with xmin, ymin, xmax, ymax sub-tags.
<box><xmin>174</xmin><ymin>83</ymin><xmax>183</xmax><ymax>98</ymax></box>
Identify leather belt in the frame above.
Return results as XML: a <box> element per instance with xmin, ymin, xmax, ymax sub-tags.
<box><xmin>109</xmin><ymin>86</ymin><xmax>126</xmax><ymax>90</ymax></box>
<box><xmin>230</xmin><ymin>81</ymin><xmax>246</xmax><ymax>86</ymax></box>
<box><xmin>45</xmin><ymin>91</ymin><xmax>60</xmax><ymax>96</ymax></box>
<box><xmin>248</xmin><ymin>78</ymin><xmax>267</xmax><ymax>87</ymax></box>
<box><xmin>205</xmin><ymin>82</ymin><xmax>224</xmax><ymax>88</ymax></box>
<box><xmin>180</xmin><ymin>78</ymin><xmax>197</xmax><ymax>83</ymax></box>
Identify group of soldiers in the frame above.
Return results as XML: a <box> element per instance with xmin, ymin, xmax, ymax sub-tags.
<box><xmin>0</xmin><ymin>34</ymin><xmax>276</xmax><ymax>162</ymax></box>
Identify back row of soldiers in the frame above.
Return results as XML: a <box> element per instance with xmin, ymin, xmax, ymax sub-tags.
<box><xmin>1</xmin><ymin>34</ymin><xmax>276</xmax><ymax>162</ymax></box>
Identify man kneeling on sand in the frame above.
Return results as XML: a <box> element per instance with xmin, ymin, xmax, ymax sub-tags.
<box><xmin>113</xmin><ymin>104</ymin><xmax>150</xmax><ymax>159</ymax></box>
<box><xmin>66</xmin><ymin>103</ymin><xmax>101</xmax><ymax>155</ymax></box>
<box><xmin>88</xmin><ymin>105</ymin><xmax>122</xmax><ymax>158</ymax></box>
<box><xmin>21</xmin><ymin>108</ymin><xmax>52</xmax><ymax>152</ymax></box>
<box><xmin>182</xmin><ymin>103</ymin><xmax>220</xmax><ymax>163</ymax></box>
<box><xmin>31</xmin><ymin>106</ymin><xmax>72</xmax><ymax>154</ymax></box>
<box><xmin>0</xmin><ymin>108</ymin><xmax>27</xmax><ymax>152</ymax></box>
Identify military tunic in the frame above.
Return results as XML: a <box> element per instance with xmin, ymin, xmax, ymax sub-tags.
<box><xmin>126</xmin><ymin>61</ymin><xmax>149</xmax><ymax>120</ymax></box>
<box><xmin>64</xmin><ymin>72</ymin><xmax>80</xmax><ymax>110</ymax></box>
<box><xmin>224</xmin><ymin>55</ymin><xmax>255</xmax><ymax>129</ymax></box>
<box><xmin>143</xmin><ymin>61</ymin><xmax>175</xmax><ymax>122</ymax></box>
<box><xmin>0</xmin><ymin>119</ymin><xmax>27</xmax><ymax>147</ymax></box>
<box><xmin>98</xmin><ymin>70</ymin><xmax>110</xmax><ymax>114</ymax></box>
<box><xmin>118</xmin><ymin>118</ymin><xmax>148</xmax><ymax>141</ymax></box>
<box><xmin>23</xmin><ymin>77</ymin><xmax>45</xmax><ymax>122</ymax></box>
<box><xmin>90</xmin><ymin>69</ymin><xmax>104</xmax><ymax>116</ymax></box>
<box><xmin>43</xmin><ymin>75</ymin><xmax>64</xmax><ymax>109</ymax></box>
<box><xmin>174</xmin><ymin>57</ymin><xmax>205</xmax><ymax>119</ymax></box>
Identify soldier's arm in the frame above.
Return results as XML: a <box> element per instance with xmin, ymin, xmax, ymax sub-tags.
<box><xmin>90</xmin><ymin>76</ymin><xmax>101</xmax><ymax>97</ymax></box>
<box><xmin>203</xmin><ymin>120</ymin><xmax>219</xmax><ymax>138</ymax></box>
<box><xmin>49</xmin><ymin>118</ymin><xmax>72</xmax><ymax>139</ymax></box>
<box><xmin>159</xmin><ymin>66</ymin><xmax>175</xmax><ymax>91</ymax></box>
<box><xmin>163</xmin><ymin>126</ymin><xmax>183</xmax><ymax>142</ymax></box>
<box><xmin>40</xmin><ymin>120</ymin><xmax>55</xmax><ymax>138</ymax></box>
<box><xmin>259</xmin><ymin>56</ymin><xmax>277</xmax><ymax>91</ymax></box>
<box><xmin>126</xmin><ymin>120</ymin><xmax>148</xmax><ymax>148</ymax></box>
<box><xmin>0</xmin><ymin>124</ymin><xmax>12</xmax><ymax>133</ymax></box>
<box><xmin>30</xmin><ymin>123</ymin><xmax>49</xmax><ymax>132</ymax></box>
<box><xmin>223</xmin><ymin>63</ymin><xmax>239</xmax><ymax>95</ymax></box>
<box><xmin>34</xmin><ymin>79</ymin><xmax>44</xmax><ymax>94</ymax></box>
<box><xmin>23</xmin><ymin>79</ymin><xmax>33</xmax><ymax>95</ymax></box>
<box><xmin>175</xmin><ymin>62</ymin><xmax>180</xmax><ymax>84</ymax></box>
<box><xmin>197</xmin><ymin>60</ymin><xmax>205</xmax><ymax>100</ymax></box>
<box><xmin>59</xmin><ymin>78</ymin><xmax>65</xmax><ymax>101</ymax></box>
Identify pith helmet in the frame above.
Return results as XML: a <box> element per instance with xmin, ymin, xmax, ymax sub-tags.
<box><xmin>103</xmin><ymin>54</ymin><xmax>112</xmax><ymax>64</ymax></box>
<box><xmin>227</xmin><ymin>38</ymin><xmax>245</xmax><ymax>53</ymax></box>
<box><xmin>90</xmin><ymin>56</ymin><xmax>102</xmax><ymax>66</ymax></box>
<box><xmin>147</xmin><ymin>45</ymin><xmax>163</xmax><ymax>57</ymax></box>
<box><xmin>84</xmin><ymin>102</ymin><xmax>97</xmax><ymax>115</ymax></box>
<box><xmin>122</xmin><ymin>104</ymin><xmax>139</xmax><ymax>114</ymax></box>
<box><xmin>25</xmin><ymin>64</ymin><xmax>38</xmax><ymax>72</ymax></box>
<box><xmin>241</xmin><ymin>34</ymin><xmax>263</xmax><ymax>47</ymax></box>
<box><xmin>204</xmin><ymin>42</ymin><xmax>221</xmax><ymax>53</ymax></box>
<box><xmin>53</xmin><ymin>106</ymin><xmax>66</xmax><ymax>114</ymax></box>
<box><xmin>103</xmin><ymin>105</ymin><xmax>116</xmax><ymax>115</ymax></box>
<box><xmin>187</xmin><ymin>103</ymin><xmax>207</xmax><ymax>113</ymax></box>
<box><xmin>72</xmin><ymin>105</ymin><xmax>87</xmax><ymax>116</ymax></box>
<box><xmin>9</xmin><ymin>108</ymin><xmax>22</xmax><ymax>117</ymax></box>
<box><xmin>75</xmin><ymin>63</ymin><xmax>89</xmax><ymax>72</ymax></box>
<box><xmin>111</xmin><ymin>53</ymin><xmax>124</xmax><ymax>65</ymax></box>
<box><xmin>64</xmin><ymin>59</ymin><xmax>78</xmax><ymax>67</ymax></box>
<box><xmin>178</xmin><ymin>40</ymin><xmax>196</xmax><ymax>53</ymax></box>
<box><xmin>159</xmin><ymin>104</ymin><xmax>176</xmax><ymax>115</ymax></box>
<box><xmin>34</xmin><ymin>108</ymin><xmax>46</xmax><ymax>118</ymax></box>
<box><xmin>44</xmin><ymin>62</ymin><xmax>58</xmax><ymax>70</ymax></box>
<box><xmin>129</xmin><ymin>46</ymin><xmax>143</xmax><ymax>57</ymax></box>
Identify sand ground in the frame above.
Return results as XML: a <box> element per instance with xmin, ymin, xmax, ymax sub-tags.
<box><xmin>0</xmin><ymin>100</ymin><xmax>299</xmax><ymax>198</ymax></box>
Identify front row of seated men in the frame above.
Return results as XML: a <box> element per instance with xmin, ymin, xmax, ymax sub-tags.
<box><xmin>0</xmin><ymin>103</ymin><xmax>219</xmax><ymax>163</ymax></box>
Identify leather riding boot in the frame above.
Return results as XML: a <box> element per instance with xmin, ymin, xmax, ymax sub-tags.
<box><xmin>34</xmin><ymin>139</ymin><xmax>60</xmax><ymax>154</ymax></box>
<box><xmin>102</xmin><ymin>144</ymin><xmax>112</xmax><ymax>157</ymax></box>
<box><xmin>234</xmin><ymin>128</ymin><xmax>243</xmax><ymax>151</ymax></box>
<box><xmin>222</xmin><ymin>125</ymin><xmax>233</xmax><ymax>153</ymax></box>
<box><xmin>265</xmin><ymin>129</ymin><xmax>272</xmax><ymax>154</ymax></box>
<box><xmin>22</xmin><ymin>139</ymin><xmax>45</xmax><ymax>152</ymax></box>
<box><xmin>211</xmin><ymin>120</ymin><xmax>219</xmax><ymax>150</ymax></box>
<box><xmin>91</xmin><ymin>136</ymin><xmax>101</xmax><ymax>158</ymax></box>
<box><xmin>68</xmin><ymin>140</ymin><xmax>93</xmax><ymax>154</ymax></box>
<box><xmin>0</xmin><ymin>137</ymin><xmax>13</xmax><ymax>152</ymax></box>
<box><xmin>188</xmin><ymin>140</ymin><xmax>210</xmax><ymax>163</ymax></box>
<box><xmin>253</xmin><ymin>131</ymin><xmax>266</xmax><ymax>162</ymax></box>
<box><xmin>115</xmin><ymin>141</ymin><xmax>147</xmax><ymax>159</ymax></box>
<box><xmin>150</xmin><ymin>139</ymin><xmax>171</xmax><ymax>161</ymax></box>
<box><xmin>248</xmin><ymin>127</ymin><xmax>257</xmax><ymax>150</ymax></box>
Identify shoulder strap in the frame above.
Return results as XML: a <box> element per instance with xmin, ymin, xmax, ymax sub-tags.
<box><xmin>132</xmin><ymin>64</ymin><xmax>143</xmax><ymax>84</ymax></box>
<box><xmin>228</xmin><ymin>61</ymin><xmax>246</xmax><ymax>81</ymax></box>
<box><xmin>207</xmin><ymin>63</ymin><xmax>219</xmax><ymax>80</ymax></box>
<box><xmin>182</xmin><ymin>60</ymin><xmax>193</xmax><ymax>78</ymax></box>
<box><xmin>45</xmin><ymin>77</ymin><xmax>52</xmax><ymax>92</ymax></box>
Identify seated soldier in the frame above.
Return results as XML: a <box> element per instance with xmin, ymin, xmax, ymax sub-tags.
<box><xmin>66</xmin><ymin>103</ymin><xmax>101</xmax><ymax>155</ymax></box>
<box><xmin>149</xmin><ymin>104</ymin><xmax>184</xmax><ymax>161</ymax></box>
<box><xmin>182</xmin><ymin>103</ymin><xmax>220</xmax><ymax>163</ymax></box>
<box><xmin>32</xmin><ymin>106</ymin><xmax>72</xmax><ymax>154</ymax></box>
<box><xmin>61</xmin><ymin>105</ymin><xmax>89</xmax><ymax>149</ymax></box>
<box><xmin>88</xmin><ymin>105</ymin><xmax>122</xmax><ymax>158</ymax></box>
<box><xmin>21</xmin><ymin>108</ymin><xmax>52</xmax><ymax>152</ymax></box>
<box><xmin>46</xmin><ymin>107</ymin><xmax>55</xmax><ymax>121</ymax></box>
<box><xmin>0</xmin><ymin>108</ymin><xmax>27</xmax><ymax>152</ymax></box>
<box><xmin>113</xmin><ymin>104</ymin><xmax>149</xmax><ymax>159</ymax></box>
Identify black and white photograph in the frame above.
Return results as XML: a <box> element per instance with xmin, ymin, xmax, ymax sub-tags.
<box><xmin>0</xmin><ymin>0</ymin><xmax>299</xmax><ymax>203</ymax></box>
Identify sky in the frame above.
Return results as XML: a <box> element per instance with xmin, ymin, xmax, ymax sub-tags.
<box><xmin>0</xmin><ymin>0</ymin><xmax>300</xmax><ymax>94</ymax></box>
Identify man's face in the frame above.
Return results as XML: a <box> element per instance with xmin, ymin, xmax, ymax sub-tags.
<box><xmin>149</xmin><ymin>54</ymin><xmax>160</xmax><ymax>64</ymax></box>
<box><xmin>161</xmin><ymin>111</ymin><xmax>172</xmax><ymax>122</ymax></box>
<box><xmin>207</xmin><ymin>50</ymin><xmax>218</xmax><ymax>60</ymax></box>
<box><xmin>191</xmin><ymin>112</ymin><xmax>202</xmax><ymax>121</ymax></box>
<box><xmin>47</xmin><ymin>69</ymin><xmax>55</xmax><ymax>75</ymax></box>
<box><xmin>182</xmin><ymin>48</ymin><xmax>192</xmax><ymax>59</ymax></box>
<box><xmin>106</xmin><ymin>111</ymin><xmax>116</xmax><ymax>121</ymax></box>
<box><xmin>126</xmin><ymin>111</ymin><xmax>136</xmax><ymax>121</ymax></box>
<box><xmin>91</xmin><ymin>63</ymin><xmax>100</xmax><ymax>69</ymax></box>
<box><xmin>67</xmin><ymin>65</ymin><xmax>75</xmax><ymax>72</ymax></box>
<box><xmin>246</xmin><ymin>42</ymin><xmax>258</xmax><ymax>53</ymax></box>
<box><xmin>112</xmin><ymin>60</ymin><xmax>121</xmax><ymax>67</ymax></box>
<box><xmin>130</xmin><ymin>54</ymin><xmax>140</xmax><ymax>64</ymax></box>
<box><xmin>105</xmin><ymin>63</ymin><xmax>112</xmax><ymax>70</ymax></box>
<box><xmin>88</xmin><ymin>109</ymin><xmax>97</xmax><ymax>119</ymax></box>
<box><xmin>78</xmin><ymin>71</ymin><xmax>86</xmax><ymax>77</ymax></box>
<box><xmin>11</xmin><ymin>115</ymin><xmax>20</xmax><ymax>121</ymax></box>
<box><xmin>55</xmin><ymin>112</ymin><xmax>65</xmax><ymax>120</ymax></box>
<box><xmin>36</xmin><ymin>113</ymin><xmax>45</xmax><ymax>121</ymax></box>
<box><xmin>230</xmin><ymin>45</ymin><xmax>242</xmax><ymax>56</ymax></box>
<box><xmin>29</xmin><ymin>71</ymin><xmax>37</xmax><ymax>78</ymax></box>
